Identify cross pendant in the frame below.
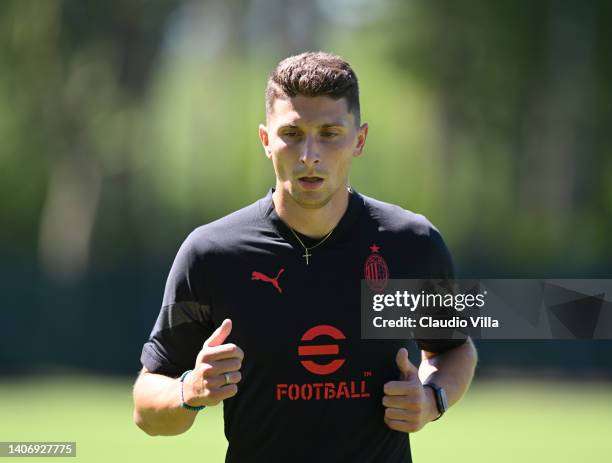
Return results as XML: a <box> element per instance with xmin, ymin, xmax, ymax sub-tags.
<box><xmin>302</xmin><ymin>249</ymin><xmax>312</xmax><ymax>265</ymax></box>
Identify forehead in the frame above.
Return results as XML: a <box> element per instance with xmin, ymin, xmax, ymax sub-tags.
<box><xmin>268</xmin><ymin>95</ymin><xmax>354</xmax><ymax>127</ymax></box>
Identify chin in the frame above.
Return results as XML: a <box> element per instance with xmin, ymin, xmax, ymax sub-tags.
<box><xmin>290</xmin><ymin>191</ymin><xmax>334</xmax><ymax>209</ymax></box>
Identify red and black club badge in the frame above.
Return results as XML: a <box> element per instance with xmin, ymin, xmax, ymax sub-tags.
<box><xmin>364</xmin><ymin>243</ymin><xmax>389</xmax><ymax>291</ymax></box>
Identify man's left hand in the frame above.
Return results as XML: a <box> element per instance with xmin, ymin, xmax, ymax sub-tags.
<box><xmin>382</xmin><ymin>347</ymin><xmax>439</xmax><ymax>433</ymax></box>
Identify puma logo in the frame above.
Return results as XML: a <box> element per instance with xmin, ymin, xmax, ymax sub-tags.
<box><xmin>251</xmin><ymin>268</ymin><xmax>285</xmax><ymax>294</ymax></box>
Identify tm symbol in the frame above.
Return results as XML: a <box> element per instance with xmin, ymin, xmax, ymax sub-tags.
<box><xmin>363</xmin><ymin>371</ymin><xmax>372</xmax><ymax>377</ymax></box>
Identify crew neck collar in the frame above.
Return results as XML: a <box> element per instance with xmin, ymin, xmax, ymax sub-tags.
<box><xmin>262</xmin><ymin>187</ymin><xmax>365</xmax><ymax>249</ymax></box>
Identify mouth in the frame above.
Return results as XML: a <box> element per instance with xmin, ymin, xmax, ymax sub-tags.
<box><xmin>297</xmin><ymin>176</ymin><xmax>325</xmax><ymax>190</ymax></box>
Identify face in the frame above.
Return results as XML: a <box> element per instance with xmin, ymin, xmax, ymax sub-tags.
<box><xmin>259</xmin><ymin>95</ymin><xmax>368</xmax><ymax>209</ymax></box>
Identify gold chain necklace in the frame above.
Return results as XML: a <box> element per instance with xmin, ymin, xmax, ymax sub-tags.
<box><xmin>288</xmin><ymin>226</ymin><xmax>335</xmax><ymax>265</ymax></box>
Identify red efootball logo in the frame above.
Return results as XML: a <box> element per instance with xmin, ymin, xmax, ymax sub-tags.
<box><xmin>298</xmin><ymin>325</ymin><xmax>346</xmax><ymax>375</ymax></box>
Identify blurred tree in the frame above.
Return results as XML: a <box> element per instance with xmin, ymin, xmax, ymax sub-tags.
<box><xmin>386</xmin><ymin>0</ymin><xmax>612</xmax><ymax>273</ymax></box>
<box><xmin>0</xmin><ymin>0</ymin><xmax>610</xmax><ymax>280</ymax></box>
<box><xmin>0</xmin><ymin>0</ymin><xmax>177</xmax><ymax>282</ymax></box>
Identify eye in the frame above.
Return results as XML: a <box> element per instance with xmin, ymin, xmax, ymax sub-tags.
<box><xmin>282</xmin><ymin>130</ymin><xmax>301</xmax><ymax>138</ymax></box>
<box><xmin>321</xmin><ymin>131</ymin><xmax>339</xmax><ymax>138</ymax></box>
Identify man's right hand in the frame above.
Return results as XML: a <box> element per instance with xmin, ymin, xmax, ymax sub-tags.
<box><xmin>182</xmin><ymin>318</ymin><xmax>244</xmax><ymax>407</ymax></box>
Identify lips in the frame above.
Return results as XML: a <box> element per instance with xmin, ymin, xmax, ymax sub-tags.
<box><xmin>298</xmin><ymin>176</ymin><xmax>324</xmax><ymax>190</ymax></box>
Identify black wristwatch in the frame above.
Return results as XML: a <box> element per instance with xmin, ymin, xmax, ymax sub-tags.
<box><xmin>423</xmin><ymin>382</ymin><xmax>448</xmax><ymax>421</ymax></box>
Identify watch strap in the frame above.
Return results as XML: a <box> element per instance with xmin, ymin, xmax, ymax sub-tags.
<box><xmin>424</xmin><ymin>382</ymin><xmax>448</xmax><ymax>421</ymax></box>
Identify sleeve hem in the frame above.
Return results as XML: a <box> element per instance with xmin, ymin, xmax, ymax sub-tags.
<box><xmin>140</xmin><ymin>344</ymin><xmax>184</xmax><ymax>378</ymax></box>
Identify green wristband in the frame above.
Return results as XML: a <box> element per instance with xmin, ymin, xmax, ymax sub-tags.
<box><xmin>179</xmin><ymin>370</ymin><xmax>206</xmax><ymax>411</ymax></box>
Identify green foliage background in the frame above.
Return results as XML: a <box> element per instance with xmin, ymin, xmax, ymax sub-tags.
<box><xmin>1</xmin><ymin>0</ymin><xmax>610</xmax><ymax>274</ymax></box>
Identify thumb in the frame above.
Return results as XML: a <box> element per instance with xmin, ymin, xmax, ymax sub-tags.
<box><xmin>396</xmin><ymin>347</ymin><xmax>418</xmax><ymax>381</ymax></box>
<box><xmin>203</xmin><ymin>319</ymin><xmax>232</xmax><ymax>348</ymax></box>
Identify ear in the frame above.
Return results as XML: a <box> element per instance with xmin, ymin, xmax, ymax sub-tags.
<box><xmin>259</xmin><ymin>124</ymin><xmax>272</xmax><ymax>159</ymax></box>
<box><xmin>353</xmin><ymin>123</ymin><xmax>368</xmax><ymax>157</ymax></box>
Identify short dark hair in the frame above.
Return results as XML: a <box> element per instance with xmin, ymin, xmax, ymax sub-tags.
<box><xmin>265</xmin><ymin>51</ymin><xmax>361</xmax><ymax>125</ymax></box>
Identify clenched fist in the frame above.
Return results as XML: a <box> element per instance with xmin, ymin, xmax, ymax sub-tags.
<box><xmin>181</xmin><ymin>319</ymin><xmax>244</xmax><ymax>407</ymax></box>
<box><xmin>382</xmin><ymin>348</ymin><xmax>438</xmax><ymax>433</ymax></box>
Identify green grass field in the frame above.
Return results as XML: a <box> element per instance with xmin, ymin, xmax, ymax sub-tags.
<box><xmin>0</xmin><ymin>376</ymin><xmax>610</xmax><ymax>462</ymax></box>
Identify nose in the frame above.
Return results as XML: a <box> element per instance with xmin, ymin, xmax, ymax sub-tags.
<box><xmin>299</xmin><ymin>136</ymin><xmax>320</xmax><ymax>167</ymax></box>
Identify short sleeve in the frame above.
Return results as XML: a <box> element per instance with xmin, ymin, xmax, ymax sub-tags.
<box><xmin>140</xmin><ymin>232</ymin><xmax>215</xmax><ymax>377</ymax></box>
<box><xmin>415</xmin><ymin>227</ymin><xmax>468</xmax><ymax>354</ymax></box>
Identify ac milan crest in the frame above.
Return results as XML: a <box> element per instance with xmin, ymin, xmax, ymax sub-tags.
<box><xmin>364</xmin><ymin>244</ymin><xmax>389</xmax><ymax>291</ymax></box>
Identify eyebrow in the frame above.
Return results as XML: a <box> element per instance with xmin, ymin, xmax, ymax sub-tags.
<box><xmin>319</xmin><ymin>123</ymin><xmax>346</xmax><ymax>129</ymax></box>
<box><xmin>278</xmin><ymin>122</ymin><xmax>347</xmax><ymax>130</ymax></box>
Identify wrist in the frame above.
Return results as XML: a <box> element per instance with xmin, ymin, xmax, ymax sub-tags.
<box><xmin>423</xmin><ymin>384</ymin><xmax>440</xmax><ymax>422</ymax></box>
<box><xmin>423</xmin><ymin>382</ymin><xmax>448</xmax><ymax>421</ymax></box>
<box><xmin>179</xmin><ymin>370</ymin><xmax>206</xmax><ymax>411</ymax></box>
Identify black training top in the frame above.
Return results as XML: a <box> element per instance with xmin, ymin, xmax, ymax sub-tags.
<box><xmin>140</xmin><ymin>188</ymin><xmax>465</xmax><ymax>463</ymax></box>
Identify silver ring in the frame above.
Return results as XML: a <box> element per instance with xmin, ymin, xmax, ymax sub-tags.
<box><xmin>224</xmin><ymin>373</ymin><xmax>231</xmax><ymax>385</ymax></box>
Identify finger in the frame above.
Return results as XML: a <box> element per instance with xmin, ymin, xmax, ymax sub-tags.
<box><xmin>197</xmin><ymin>343</ymin><xmax>244</xmax><ymax>364</ymax></box>
<box><xmin>384</xmin><ymin>407</ymin><xmax>419</xmax><ymax>422</ymax></box>
<box><xmin>223</xmin><ymin>370</ymin><xmax>242</xmax><ymax>385</ymax></box>
<box><xmin>205</xmin><ymin>358</ymin><xmax>243</xmax><ymax>376</ymax></box>
<box><xmin>204</xmin><ymin>370</ymin><xmax>243</xmax><ymax>389</ymax></box>
<box><xmin>211</xmin><ymin>383</ymin><xmax>239</xmax><ymax>402</ymax></box>
<box><xmin>384</xmin><ymin>417</ymin><xmax>418</xmax><ymax>434</ymax></box>
<box><xmin>203</xmin><ymin>319</ymin><xmax>233</xmax><ymax>348</ymax></box>
<box><xmin>382</xmin><ymin>395</ymin><xmax>422</xmax><ymax>411</ymax></box>
<box><xmin>383</xmin><ymin>380</ymin><xmax>421</xmax><ymax>396</ymax></box>
<box><xmin>199</xmin><ymin>383</ymin><xmax>239</xmax><ymax>406</ymax></box>
<box><xmin>396</xmin><ymin>347</ymin><xmax>418</xmax><ymax>381</ymax></box>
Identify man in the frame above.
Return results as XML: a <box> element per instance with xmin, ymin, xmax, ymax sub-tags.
<box><xmin>133</xmin><ymin>51</ymin><xmax>477</xmax><ymax>462</ymax></box>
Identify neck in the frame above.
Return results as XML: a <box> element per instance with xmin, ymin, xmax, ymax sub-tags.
<box><xmin>272</xmin><ymin>186</ymin><xmax>349</xmax><ymax>238</ymax></box>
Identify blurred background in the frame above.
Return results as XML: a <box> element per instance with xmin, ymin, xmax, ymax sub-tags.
<box><xmin>1</xmin><ymin>0</ymin><xmax>610</xmax><ymax>461</ymax></box>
